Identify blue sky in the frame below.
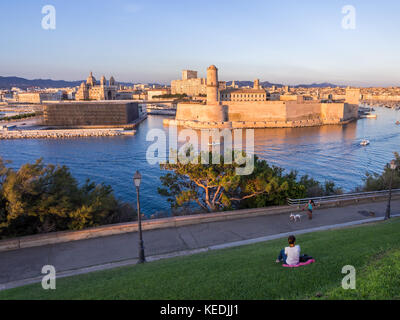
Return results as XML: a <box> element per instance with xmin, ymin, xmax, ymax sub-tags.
<box><xmin>0</xmin><ymin>0</ymin><xmax>399</xmax><ymax>86</ymax></box>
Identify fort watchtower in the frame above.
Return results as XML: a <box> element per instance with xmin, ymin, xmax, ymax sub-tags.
<box><xmin>345</xmin><ymin>87</ymin><xmax>361</xmax><ymax>105</ymax></box>
<box><xmin>207</xmin><ymin>65</ymin><xmax>219</xmax><ymax>105</ymax></box>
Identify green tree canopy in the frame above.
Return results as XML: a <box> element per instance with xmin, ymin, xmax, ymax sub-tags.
<box><xmin>363</xmin><ymin>152</ymin><xmax>400</xmax><ymax>191</ymax></box>
<box><xmin>0</xmin><ymin>157</ymin><xmax>130</xmax><ymax>239</ymax></box>
<box><xmin>158</xmin><ymin>150</ymin><xmax>310</xmax><ymax>212</ymax></box>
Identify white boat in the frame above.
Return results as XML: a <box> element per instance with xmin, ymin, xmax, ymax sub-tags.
<box><xmin>360</xmin><ymin>139</ymin><xmax>370</xmax><ymax>146</ymax></box>
<box><xmin>208</xmin><ymin>142</ymin><xmax>220</xmax><ymax>146</ymax></box>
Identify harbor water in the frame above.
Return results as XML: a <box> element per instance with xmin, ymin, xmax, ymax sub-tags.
<box><xmin>0</xmin><ymin>107</ymin><xmax>399</xmax><ymax>216</ymax></box>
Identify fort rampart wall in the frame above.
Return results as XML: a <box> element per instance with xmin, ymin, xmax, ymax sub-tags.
<box><xmin>170</xmin><ymin>101</ymin><xmax>358</xmax><ymax>129</ymax></box>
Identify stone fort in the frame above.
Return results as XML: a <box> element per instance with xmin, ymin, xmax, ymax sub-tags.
<box><xmin>164</xmin><ymin>65</ymin><xmax>360</xmax><ymax>129</ymax></box>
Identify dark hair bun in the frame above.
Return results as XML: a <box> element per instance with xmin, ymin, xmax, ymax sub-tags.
<box><xmin>288</xmin><ymin>235</ymin><xmax>296</xmax><ymax>244</ymax></box>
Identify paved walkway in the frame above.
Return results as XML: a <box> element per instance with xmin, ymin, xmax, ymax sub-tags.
<box><xmin>0</xmin><ymin>200</ymin><xmax>399</xmax><ymax>289</ymax></box>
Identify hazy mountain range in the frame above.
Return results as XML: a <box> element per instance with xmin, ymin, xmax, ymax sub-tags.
<box><xmin>226</xmin><ymin>81</ymin><xmax>343</xmax><ymax>89</ymax></box>
<box><xmin>0</xmin><ymin>76</ymin><xmax>342</xmax><ymax>90</ymax></box>
<box><xmin>0</xmin><ymin>76</ymin><xmax>134</xmax><ymax>89</ymax></box>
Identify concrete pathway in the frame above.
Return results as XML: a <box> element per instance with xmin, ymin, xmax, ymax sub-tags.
<box><xmin>0</xmin><ymin>200</ymin><xmax>399</xmax><ymax>290</ymax></box>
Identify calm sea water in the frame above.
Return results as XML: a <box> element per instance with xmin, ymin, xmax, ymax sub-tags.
<box><xmin>0</xmin><ymin>107</ymin><xmax>399</xmax><ymax>216</ymax></box>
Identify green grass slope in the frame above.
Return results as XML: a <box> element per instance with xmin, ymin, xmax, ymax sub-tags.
<box><xmin>1</xmin><ymin>218</ymin><xmax>399</xmax><ymax>300</ymax></box>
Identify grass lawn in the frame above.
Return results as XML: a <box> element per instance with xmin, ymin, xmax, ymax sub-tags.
<box><xmin>1</xmin><ymin>218</ymin><xmax>400</xmax><ymax>300</ymax></box>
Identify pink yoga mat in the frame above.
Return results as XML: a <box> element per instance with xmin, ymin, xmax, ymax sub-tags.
<box><xmin>283</xmin><ymin>259</ymin><xmax>316</xmax><ymax>268</ymax></box>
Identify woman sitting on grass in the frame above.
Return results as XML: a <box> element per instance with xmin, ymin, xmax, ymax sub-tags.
<box><xmin>275</xmin><ymin>235</ymin><xmax>300</xmax><ymax>266</ymax></box>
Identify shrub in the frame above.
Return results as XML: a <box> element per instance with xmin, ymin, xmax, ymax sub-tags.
<box><xmin>0</xmin><ymin>113</ymin><xmax>37</xmax><ymax>121</ymax></box>
<box><xmin>362</xmin><ymin>153</ymin><xmax>400</xmax><ymax>191</ymax></box>
<box><xmin>0</xmin><ymin>157</ymin><xmax>133</xmax><ymax>239</ymax></box>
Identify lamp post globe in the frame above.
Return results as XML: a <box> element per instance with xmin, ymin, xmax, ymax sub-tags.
<box><xmin>133</xmin><ymin>171</ymin><xmax>142</xmax><ymax>188</ymax></box>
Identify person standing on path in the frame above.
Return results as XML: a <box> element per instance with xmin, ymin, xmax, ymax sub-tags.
<box><xmin>304</xmin><ymin>200</ymin><xmax>315</xmax><ymax>220</ymax></box>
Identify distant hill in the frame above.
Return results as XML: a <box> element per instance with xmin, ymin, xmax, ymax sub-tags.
<box><xmin>0</xmin><ymin>76</ymin><xmax>134</xmax><ymax>89</ymax></box>
<box><xmin>226</xmin><ymin>80</ymin><xmax>342</xmax><ymax>89</ymax></box>
<box><xmin>0</xmin><ymin>75</ymin><xmax>342</xmax><ymax>90</ymax></box>
<box><xmin>293</xmin><ymin>82</ymin><xmax>343</xmax><ymax>88</ymax></box>
<box><xmin>0</xmin><ymin>76</ymin><xmax>82</xmax><ymax>89</ymax></box>
<box><xmin>226</xmin><ymin>81</ymin><xmax>282</xmax><ymax>88</ymax></box>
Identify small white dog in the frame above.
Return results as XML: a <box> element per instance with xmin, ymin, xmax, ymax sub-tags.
<box><xmin>290</xmin><ymin>213</ymin><xmax>302</xmax><ymax>222</ymax></box>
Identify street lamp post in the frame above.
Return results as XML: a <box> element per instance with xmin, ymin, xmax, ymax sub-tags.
<box><xmin>133</xmin><ymin>171</ymin><xmax>146</xmax><ymax>263</ymax></box>
<box><xmin>385</xmin><ymin>160</ymin><xmax>397</xmax><ymax>220</ymax></box>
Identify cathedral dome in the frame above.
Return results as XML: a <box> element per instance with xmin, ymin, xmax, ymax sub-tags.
<box><xmin>86</xmin><ymin>72</ymin><xmax>97</xmax><ymax>86</ymax></box>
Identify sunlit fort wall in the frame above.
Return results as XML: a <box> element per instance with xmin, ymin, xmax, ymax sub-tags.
<box><xmin>42</xmin><ymin>101</ymin><xmax>140</xmax><ymax>127</ymax></box>
<box><xmin>164</xmin><ymin>65</ymin><xmax>360</xmax><ymax>129</ymax></box>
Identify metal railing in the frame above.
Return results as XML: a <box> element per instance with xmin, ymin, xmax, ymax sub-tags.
<box><xmin>288</xmin><ymin>189</ymin><xmax>400</xmax><ymax>207</ymax></box>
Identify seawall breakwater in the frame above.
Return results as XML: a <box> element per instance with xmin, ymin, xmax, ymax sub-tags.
<box><xmin>0</xmin><ymin>128</ymin><xmax>135</xmax><ymax>140</ymax></box>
